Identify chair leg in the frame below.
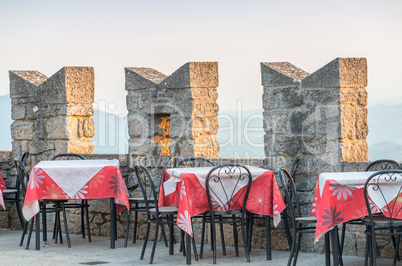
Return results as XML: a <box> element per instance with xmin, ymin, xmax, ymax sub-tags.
<box><xmin>288</xmin><ymin>230</ymin><xmax>297</xmax><ymax>266</ymax></box>
<box><xmin>133</xmin><ymin>203</ymin><xmax>138</xmax><ymax>244</ymax></box>
<box><xmin>211</xmin><ymin>218</ymin><xmax>217</xmax><ymax>264</ymax></box>
<box><xmin>241</xmin><ymin>215</ymin><xmax>250</xmax><ymax>262</ymax></box>
<box><xmin>220</xmin><ymin>217</ymin><xmax>226</xmax><ymax>256</ymax></box>
<box><xmin>191</xmin><ymin>227</ymin><xmax>199</xmax><ymax>261</ymax></box>
<box><xmin>141</xmin><ymin>220</ymin><xmax>151</xmax><ymax>260</ymax></box>
<box><xmin>168</xmin><ymin>215</ymin><xmax>174</xmax><ymax>255</ymax></box>
<box><xmin>150</xmin><ymin>218</ymin><xmax>160</xmax><ymax>264</ymax></box>
<box><xmin>200</xmin><ymin>214</ymin><xmax>206</xmax><ymax>259</ymax></box>
<box><xmin>233</xmin><ymin>216</ymin><xmax>239</xmax><ymax>257</ymax></box>
<box><xmin>371</xmin><ymin>231</ymin><xmax>377</xmax><ymax>266</ymax></box>
<box><xmin>265</xmin><ymin>216</ymin><xmax>271</xmax><ymax>260</ymax></box>
<box><xmin>124</xmin><ymin>208</ymin><xmax>131</xmax><ymax>247</ymax></box>
<box><xmin>292</xmin><ymin>232</ymin><xmax>302</xmax><ymax>266</ymax></box>
<box><xmin>160</xmin><ymin>223</ymin><xmax>168</xmax><ymax>248</ymax></box>
<box><xmin>85</xmin><ymin>200</ymin><xmax>91</xmax><ymax>242</ymax></box>
<box><xmin>393</xmin><ymin>235</ymin><xmax>400</xmax><ymax>265</ymax></box>
<box><xmin>282</xmin><ymin>208</ymin><xmax>292</xmax><ymax>248</ymax></box>
<box><xmin>26</xmin><ymin>218</ymin><xmax>34</xmax><ymax>250</ymax></box>
<box><xmin>390</xmin><ymin>228</ymin><xmax>400</xmax><ymax>261</ymax></box>
<box><xmin>247</xmin><ymin>214</ymin><xmax>254</xmax><ymax>253</ymax></box>
<box><xmin>61</xmin><ymin>203</ymin><xmax>71</xmax><ymax>247</ymax></box>
<box><xmin>20</xmin><ymin>218</ymin><xmax>29</xmax><ymax>246</ymax></box>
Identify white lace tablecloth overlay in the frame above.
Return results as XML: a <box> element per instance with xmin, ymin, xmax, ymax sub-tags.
<box><xmin>165</xmin><ymin>165</ymin><xmax>267</xmax><ymax>206</ymax></box>
<box><xmin>319</xmin><ymin>171</ymin><xmax>402</xmax><ymax>210</ymax></box>
<box><xmin>35</xmin><ymin>159</ymin><xmax>120</xmax><ymax>198</ymax></box>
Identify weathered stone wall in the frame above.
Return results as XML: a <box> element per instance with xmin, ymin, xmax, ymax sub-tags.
<box><xmin>125</xmin><ymin>62</ymin><xmax>220</xmax><ymax>178</ymax></box>
<box><xmin>259</xmin><ymin>58</ymin><xmax>398</xmax><ymax>259</ymax></box>
<box><xmin>10</xmin><ymin>67</ymin><xmax>95</xmax><ymax>167</ymax></box>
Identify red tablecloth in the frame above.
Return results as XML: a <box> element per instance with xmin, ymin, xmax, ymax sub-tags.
<box><xmin>23</xmin><ymin>160</ymin><xmax>130</xmax><ymax>221</ymax></box>
<box><xmin>159</xmin><ymin>166</ymin><xmax>285</xmax><ymax>237</ymax></box>
<box><xmin>311</xmin><ymin>171</ymin><xmax>402</xmax><ymax>242</ymax></box>
<box><xmin>0</xmin><ymin>172</ymin><xmax>5</xmax><ymax>210</ymax></box>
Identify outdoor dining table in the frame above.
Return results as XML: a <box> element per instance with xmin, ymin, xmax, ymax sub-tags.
<box><xmin>0</xmin><ymin>172</ymin><xmax>5</xmax><ymax>210</ymax></box>
<box><xmin>159</xmin><ymin>165</ymin><xmax>286</xmax><ymax>264</ymax></box>
<box><xmin>22</xmin><ymin>159</ymin><xmax>130</xmax><ymax>248</ymax></box>
<box><xmin>311</xmin><ymin>171</ymin><xmax>402</xmax><ymax>264</ymax></box>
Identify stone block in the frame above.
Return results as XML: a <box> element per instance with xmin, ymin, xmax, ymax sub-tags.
<box><xmin>29</xmin><ymin>140</ymin><xmax>55</xmax><ymax>155</ymax></box>
<box><xmin>263</xmin><ymin>110</ymin><xmax>289</xmax><ymax>134</ymax></box>
<box><xmin>66</xmin><ymin>103</ymin><xmax>94</xmax><ymax>116</ymax></box>
<box><xmin>67</xmin><ymin>139</ymin><xmax>94</xmax><ymax>154</ymax></box>
<box><xmin>127</xmin><ymin>113</ymin><xmax>149</xmax><ymax>137</ymax></box>
<box><xmin>302</xmin><ymin>58</ymin><xmax>367</xmax><ymax>88</ymax></box>
<box><xmin>9</xmin><ymin>71</ymin><xmax>45</xmax><ymax>99</ymax></box>
<box><xmin>306</xmin><ymin>88</ymin><xmax>339</xmax><ymax>103</ymax></box>
<box><xmin>281</xmin><ymin>87</ymin><xmax>303</xmax><ymax>108</ymax></box>
<box><xmin>159</xmin><ymin>62</ymin><xmax>218</xmax><ymax>89</ymax></box>
<box><xmin>46</xmin><ymin>117</ymin><xmax>77</xmax><ymax>139</ymax></box>
<box><xmin>340</xmin><ymin>105</ymin><xmax>356</xmax><ymax>139</ymax></box>
<box><xmin>11</xmin><ymin>105</ymin><xmax>26</xmax><ymax>120</ymax></box>
<box><xmin>83</xmin><ymin>119</ymin><xmax>95</xmax><ymax>137</ymax></box>
<box><xmin>290</xmin><ymin>110</ymin><xmax>311</xmax><ymax>134</ymax></box>
<box><xmin>11</xmin><ymin>121</ymin><xmax>35</xmax><ymax>140</ymax></box>
<box><xmin>341</xmin><ymin>140</ymin><xmax>369</xmax><ymax>162</ymax></box>
<box><xmin>355</xmin><ymin>107</ymin><xmax>368</xmax><ymax>139</ymax></box>
<box><xmin>262</xmin><ymin>91</ymin><xmax>280</xmax><ymax>110</ymax></box>
<box><xmin>125</xmin><ymin>67</ymin><xmax>166</xmax><ymax>90</ymax></box>
<box><xmin>34</xmin><ymin>119</ymin><xmax>45</xmax><ymax>139</ymax></box>
<box><xmin>261</xmin><ymin>62</ymin><xmax>309</xmax><ymax>86</ymax></box>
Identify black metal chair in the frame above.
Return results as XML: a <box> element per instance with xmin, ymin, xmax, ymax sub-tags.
<box><xmin>362</xmin><ymin>170</ymin><xmax>402</xmax><ymax>266</ymax></box>
<box><xmin>278</xmin><ymin>167</ymin><xmax>331</xmax><ymax>266</ymax></box>
<box><xmin>340</xmin><ymin>159</ymin><xmax>401</xmax><ymax>258</ymax></box>
<box><xmin>135</xmin><ymin>164</ymin><xmax>197</xmax><ymax>264</ymax></box>
<box><xmin>51</xmin><ymin>153</ymin><xmax>91</xmax><ymax>242</ymax></box>
<box><xmin>2</xmin><ymin>152</ymin><xmax>29</xmax><ymax>228</ymax></box>
<box><xmin>200</xmin><ymin>164</ymin><xmax>252</xmax><ymax>264</ymax></box>
<box><xmin>17</xmin><ymin>158</ymin><xmax>71</xmax><ymax>250</ymax></box>
<box><xmin>124</xmin><ymin>157</ymin><xmax>176</xmax><ymax>247</ymax></box>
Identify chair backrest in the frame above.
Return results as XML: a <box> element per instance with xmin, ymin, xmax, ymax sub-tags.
<box><xmin>21</xmin><ymin>152</ymin><xmax>29</xmax><ymax>165</ymax></box>
<box><xmin>51</xmin><ymin>153</ymin><xmax>86</xmax><ymax>161</ymax></box>
<box><xmin>364</xmin><ymin>170</ymin><xmax>402</xmax><ymax>225</ymax></box>
<box><xmin>205</xmin><ymin>164</ymin><xmax>252</xmax><ymax>214</ymax></box>
<box><xmin>134</xmin><ymin>164</ymin><xmax>158</xmax><ymax>212</ymax></box>
<box><xmin>365</xmin><ymin>159</ymin><xmax>401</xmax><ymax>171</ymax></box>
<box><xmin>278</xmin><ymin>167</ymin><xmax>301</xmax><ymax>223</ymax></box>
<box><xmin>290</xmin><ymin>158</ymin><xmax>300</xmax><ymax>179</ymax></box>
<box><xmin>177</xmin><ymin>157</ymin><xmax>215</xmax><ymax>168</ymax></box>
<box><xmin>14</xmin><ymin>159</ymin><xmax>30</xmax><ymax>199</ymax></box>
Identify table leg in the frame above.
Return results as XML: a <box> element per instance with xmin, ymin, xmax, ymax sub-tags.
<box><xmin>168</xmin><ymin>215</ymin><xmax>174</xmax><ymax>255</ymax></box>
<box><xmin>330</xmin><ymin>226</ymin><xmax>340</xmax><ymax>266</ymax></box>
<box><xmin>186</xmin><ymin>233</ymin><xmax>191</xmax><ymax>265</ymax></box>
<box><xmin>110</xmin><ymin>198</ymin><xmax>116</xmax><ymax>249</ymax></box>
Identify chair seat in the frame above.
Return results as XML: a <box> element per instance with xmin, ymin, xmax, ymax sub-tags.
<box><xmin>295</xmin><ymin>216</ymin><xmax>317</xmax><ymax>223</ymax></box>
<box><xmin>150</xmin><ymin>206</ymin><xmax>178</xmax><ymax>214</ymax></box>
<box><xmin>128</xmin><ymin>197</ymin><xmax>146</xmax><ymax>202</ymax></box>
<box><xmin>2</xmin><ymin>188</ymin><xmax>17</xmax><ymax>194</ymax></box>
<box><xmin>362</xmin><ymin>216</ymin><xmax>402</xmax><ymax>226</ymax></box>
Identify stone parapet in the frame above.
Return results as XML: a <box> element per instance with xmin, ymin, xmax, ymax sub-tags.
<box><xmin>9</xmin><ymin>67</ymin><xmax>95</xmax><ymax>166</ymax></box>
<box><xmin>125</xmin><ymin>62</ymin><xmax>220</xmax><ymax>167</ymax></box>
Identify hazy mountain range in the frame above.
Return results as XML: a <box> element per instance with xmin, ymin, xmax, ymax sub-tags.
<box><xmin>0</xmin><ymin>94</ymin><xmax>400</xmax><ymax>160</ymax></box>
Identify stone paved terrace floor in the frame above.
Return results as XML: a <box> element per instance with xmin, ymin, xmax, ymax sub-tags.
<box><xmin>0</xmin><ymin>228</ymin><xmax>399</xmax><ymax>265</ymax></box>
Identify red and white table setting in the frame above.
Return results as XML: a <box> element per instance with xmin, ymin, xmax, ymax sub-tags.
<box><xmin>158</xmin><ymin>165</ymin><xmax>286</xmax><ymax>237</ymax></box>
<box><xmin>23</xmin><ymin>159</ymin><xmax>130</xmax><ymax>248</ymax></box>
<box><xmin>0</xmin><ymin>172</ymin><xmax>5</xmax><ymax>210</ymax></box>
<box><xmin>311</xmin><ymin>171</ymin><xmax>402</xmax><ymax>242</ymax></box>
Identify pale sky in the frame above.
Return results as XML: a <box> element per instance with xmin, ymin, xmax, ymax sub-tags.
<box><xmin>1</xmin><ymin>0</ymin><xmax>401</xmax><ymax>115</ymax></box>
